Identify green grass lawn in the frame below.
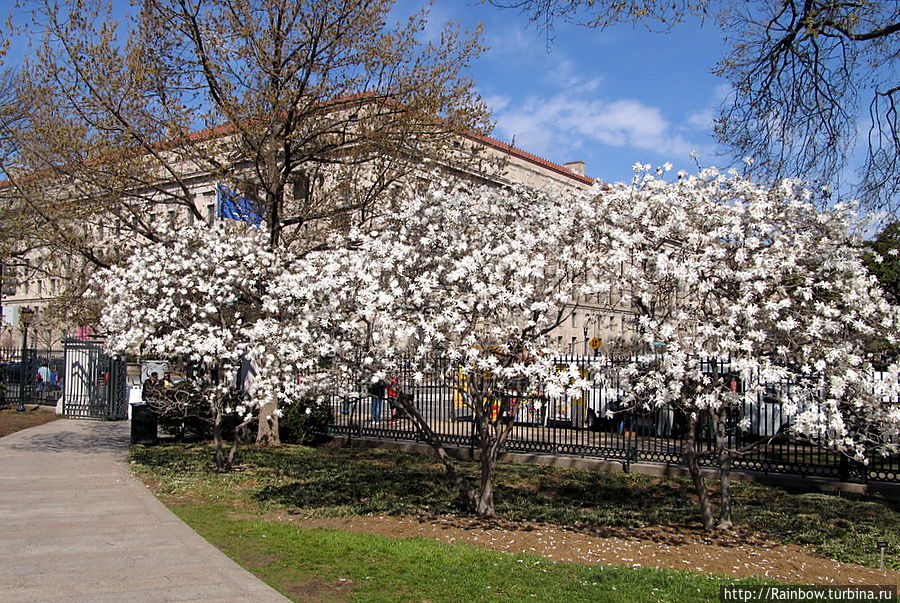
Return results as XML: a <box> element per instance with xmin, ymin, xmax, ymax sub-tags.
<box><xmin>129</xmin><ymin>442</ymin><xmax>899</xmax><ymax>600</ymax></box>
<box><xmin>174</xmin><ymin>502</ymin><xmax>760</xmax><ymax>602</ymax></box>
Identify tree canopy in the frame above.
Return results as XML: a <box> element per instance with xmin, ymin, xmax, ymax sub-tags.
<box><xmin>488</xmin><ymin>0</ymin><xmax>900</xmax><ymax>213</ymax></box>
<box><xmin>588</xmin><ymin>164</ymin><xmax>900</xmax><ymax>529</ymax></box>
<box><xmin>2</xmin><ymin>0</ymin><xmax>490</xmax><ymax>264</ymax></box>
<box><xmin>1</xmin><ymin>0</ymin><xmax>491</xmax><ymax>444</ymax></box>
<box><xmin>97</xmin><ymin>164</ymin><xmax>900</xmax><ymax>522</ymax></box>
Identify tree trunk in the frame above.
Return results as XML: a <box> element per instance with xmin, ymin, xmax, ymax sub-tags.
<box><xmin>684</xmin><ymin>410</ymin><xmax>715</xmax><ymax>530</ymax></box>
<box><xmin>256</xmin><ymin>400</ymin><xmax>281</xmax><ymax>446</ymax></box>
<box><xmin>718</xmin><ymin>454</ymin><xmax>734</xmax><ymax>530</ymax></box>
<box><xmin>715</xmin><ymin>407</ymin><xmax>734</xmax><ymax>530</ymax></box>
<box><xmin>475</xmin><ymin>458</ymin><xmax>495</xmax><ymax>517</ymax></box>
<box><xmin>226</xmin><ymin>416</ymin><xmax>252</xmax><ymax>471</ymax></box>
<box><xmin>475</xmin><ymin>425</ymin><xmax>497</xmax><ymax>517</ymax></box>
<box><xmin>212</xmin><ymin>405</ymin><xmax>228</xmax><ymax>470</ymax></box>
<box><xmin>394</xmin><ymin>388</ymin><xmax>477</xmax><ymax>507</ymax></box>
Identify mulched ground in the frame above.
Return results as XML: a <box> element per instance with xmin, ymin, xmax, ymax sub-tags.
<box><xmin>267</xmin><ymin>512</ymin><xmax>900</xmax><ymax>586</ymax></box>
<box><xmin>0</xmin><ymin>405</ymin><xmax>60</xmax><ymax>438</ymax></box>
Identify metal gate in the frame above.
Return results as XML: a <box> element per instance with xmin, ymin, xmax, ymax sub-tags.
<box><xmin>61</xmin><ymin>338</ymin><xmax>127</xmax><ymax>420</ymax></box>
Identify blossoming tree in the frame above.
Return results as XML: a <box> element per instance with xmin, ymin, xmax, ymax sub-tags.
<box><xmin>589</xmin><ymin>166</ymin><xmax>900</xmax><ymax>530</ymax></box>
<box><xmin>260</xmin><ymin>181</ymin><xmax>606</xmax><ymax>517</ymax></box>
<box><xmin>96</xmin><ymin>224</ymin><xmax>281</xmax><ymax>469</ymax></box>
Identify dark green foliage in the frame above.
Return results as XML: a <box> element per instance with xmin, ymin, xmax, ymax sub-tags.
<box><xmin>277</xmin><ymin>397</ymin><xmax>334</xmax><ymax>445</ymax></box>
<box><xmin>861</xmin><ymin>222</ymin><xmax>900</xmax><ymax>361</ymax></box>
<box><xmin>864</xmin><ymin>222</ymin><xmax>900</xmax><ymax>305</ymax></box>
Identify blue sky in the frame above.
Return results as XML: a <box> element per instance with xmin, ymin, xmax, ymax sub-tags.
<box><xmin>5</xmin><ymin>0</ymin><xmax>730</xmax><ymax>186</ymax></box>
<box><xmin>396</xmin><ymin>1</ymin><xmax>732</xmax><ymax>184</ymax></box>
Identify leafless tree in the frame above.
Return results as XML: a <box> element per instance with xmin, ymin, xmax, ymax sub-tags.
<box><xmin>4</xmin><ymin>0</ymin><xmax>491</xmax><ymax>444</ymax></box>
<box><xmin>488</xmin><ymin>0</ymin><xmax>900</xmax><ymax>213</ymax></box>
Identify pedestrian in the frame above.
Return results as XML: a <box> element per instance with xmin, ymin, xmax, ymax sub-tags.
<box><xmin>142</xmin><ymin>371</ymin><xmax>163</xmax><ymax>404</ymax></box>
<box><xmin>388</xmin><ymin>376</ymin><xmax>408</xmax><ymax>422</ymax></box>
<box><xmin>368</xmin><ymin>377</ymin><xmax>386</xmax><ymax>424</ymax></box>
<box><xmin>49</xmin><ymin>365</ymin><xmax>60</xmax><ymax>390</ymax></box>
<box><xmin>37</xmin><ymin>362</ymin><xmax>51</xmax><ymax>392</ymax></box>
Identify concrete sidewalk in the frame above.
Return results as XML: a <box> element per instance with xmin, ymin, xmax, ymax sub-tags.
<box><xmin>0</xmin><ymin>418</ymin><xmax>289</xmax><ymax>602</ymax></box>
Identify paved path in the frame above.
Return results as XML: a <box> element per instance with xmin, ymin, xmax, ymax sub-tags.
<box><xmin>0</xmin><ymin>418</ymin><xmax>290</xmax><ymax>602</ymax></box>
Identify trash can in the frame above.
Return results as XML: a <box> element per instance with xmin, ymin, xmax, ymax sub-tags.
<box><xmin>130</xmin><ymin>402</ymin><xmax>158</xmax><ymax>444</ymax></box>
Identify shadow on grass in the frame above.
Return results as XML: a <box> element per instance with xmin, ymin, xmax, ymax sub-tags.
<box><xmin>129</xmin><ymin>442</ymin><xmax>900</xmax><ymax>569</ymax></box>
<box><xmin>251</xmin><ymin>451</ymin><xmax>468</xmax><ymax>515</ymax></box>
<box><xmin>242</xmin><ymin>446</ymin><xmax>703</xmax><ymax>528</ymax></box>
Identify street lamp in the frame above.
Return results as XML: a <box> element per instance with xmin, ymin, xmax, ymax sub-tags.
<box><xmin>582</xmin><ymin>314</ymin><xmax>600</xmax><ymax>357</ymax></box>
<box><xmin>17</xmin><ymin>306</ymin><xmax>35</xmax><ymax>412</ymax></box>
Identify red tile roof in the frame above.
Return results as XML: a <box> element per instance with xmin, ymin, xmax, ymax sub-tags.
<box><xmin>465</xmin><ymin>133</ymin><xmax>595</xmax><ymax>185</ymax></box>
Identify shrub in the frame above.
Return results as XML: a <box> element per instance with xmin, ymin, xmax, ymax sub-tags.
<box><xmin>149</xmin><ymin>380</ymin><xmax>212</xmax><ymax>441</ymax></box>
<box><xmin>278</xmin><ymin>396</ymin><xmax>333</xmax><ymax>444</ymax></box>
<box><xmin>149</xmin><ymin>380</ymin><xmax>244</xmax><ymax>442</ymax></box>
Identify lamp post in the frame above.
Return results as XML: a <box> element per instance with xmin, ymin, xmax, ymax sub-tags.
<box><xmin>17</xmin><ymin>306</ymin><xmax>35</xmax><ymax>412</ymax></box>
<box><xmin>582</xmin><ymin>314</ymin><xmax>600</xmax><ymax>357</ymax></box>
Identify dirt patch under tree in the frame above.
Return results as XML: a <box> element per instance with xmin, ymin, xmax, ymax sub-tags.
<box><xmin>264</xmin><ymin>511</ymin><xmax>899</xmax><ymax>586</ymax></box>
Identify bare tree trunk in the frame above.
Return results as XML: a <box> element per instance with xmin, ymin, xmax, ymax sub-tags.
<box><xmin>212</xmin><ymin>405</ymin><xmax>228</xmax><ymax>471</ymax></box>
<box><xmin>715</xmin><ymin>406</ymin><xmax>734</xmax><ymax>530</ymax></box>
<box><xmin>256</xmin><ymin>400</ymin><xmax>281</xmax><ymax>446</ymax></box>
<box><xmin>394</xmin><ymin>378</ymin><xmax>513</xmax><ymax>518</ymax></box>
<box><xmin>475</xmin><ymin>442</ymin><xmax>496</xmax><ymax>517</ymax></box>
<box><xmin>684</xmin><ymin>410</ymin><xmax>715</xmax><ymax>530</ymax></box>
<box><xmin>395</xmin><ymin>389</ymin><xmax>478</xmax><ymax>507</ymax></box>
<box><xmin>474</xmin><ymin>418</ymin><xmax>498</xmax><ymax>517</ymax></box>
<box><xmin>226</xmin><ymin>417</ymin><xmax>252</xmax><ymax>470</ymax></box>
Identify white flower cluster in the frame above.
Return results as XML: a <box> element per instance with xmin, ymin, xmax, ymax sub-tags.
<box><xmin>254</xmin><ymin>180</ymin><xmax>608</xmax><ymax>402</ymax></box>
<box><xmin>96</xmin><ymin>222</ymin><xmax>282</xmax><ymax>417</ymax></box>
<box><xmin>94</xmin><ymin>168</ymin><xmax>900</xmax><ymax>460</ymax></box>
<box><xmin>588</xmin><ymin>168</ymin><xmax>900</xmax><ymax>461</ymax></box>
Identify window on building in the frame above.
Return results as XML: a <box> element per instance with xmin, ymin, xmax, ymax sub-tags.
<box><xmin>186</xmin><ymin>194</ymin><xmax>196</xmax><ymax>225</ymax></box>
<box><xmin>291</xmin><ymin>173</ymin><xmax>311</xmax><ymax>201</ymax></box>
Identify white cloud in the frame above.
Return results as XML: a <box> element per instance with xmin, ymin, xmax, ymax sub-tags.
<box><xmin>685</xmin><ymin>108</ymin><xmax>715</xmax><ymax>131</ymax></box>
<box><xmin>484</xmin><ymin>94</ymin><xmax>511</xmax><ymax>113</ymax></box>
<box><xmin>493</xmin><ymin>94</ymin><xmax>712</xmax><ymax>161</ymax></box>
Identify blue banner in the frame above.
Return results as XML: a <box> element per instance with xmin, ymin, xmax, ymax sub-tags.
<box><xmin>216</xmin><ymin>183</ymin><xmax>263</xmax><ymax>226</ymax></box>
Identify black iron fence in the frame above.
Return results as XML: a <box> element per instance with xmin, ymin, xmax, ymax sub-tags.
<box><xmin>325</xmin><ymin>354</ymin><xmax>899</xmax><ymax>484</ymax></box>
<box><xmin>0</xmin><ymin>341</ymin><xmax>127</xmax><ymax>420</ymax></box>
<box><xmin>0</xmin><ymin>345</ymin><xmax>65</xmax><ymax>408</ymax></box>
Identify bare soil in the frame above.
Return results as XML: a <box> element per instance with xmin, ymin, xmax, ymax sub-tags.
<box><xmin>267</xmin><ymin>512</ymin><xmax>900</xmax><ymax>586</ymax></box>
<box><xmin>0</xmin><ymin>405</ymin><xmax>60</xmax><ymax>438</ymax></box>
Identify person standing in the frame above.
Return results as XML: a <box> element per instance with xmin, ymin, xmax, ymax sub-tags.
<box><xmin>387</xmin><ymin>376</ymin><xmax>400</xmax><ymax>422</ymax></box>
<box><xmin>37</xmin><ymin>362</ymin><xmax>51</xmax><ymax>392</ymax></box>
<box><xmin>368</xmin><ymin>378</ymin><xmax>386</xmax><ymax>424</ymax></box>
